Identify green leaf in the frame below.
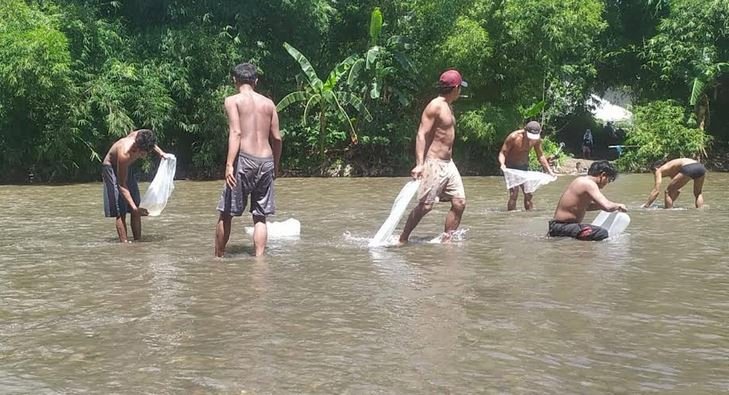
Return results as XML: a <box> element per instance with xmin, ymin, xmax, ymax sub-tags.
<box><xmin>303</xmin><ymin>94</ymin><xmax>322</xmax><ymax>121</ymax></box>
<box><xmin>283</xmin><ymin>42</ymin><xmax>323</xmax><ymax>91</ymax></box>
<box><xmin>369</xmin><ymin>7</ymin><xmax>383</xmax><ymax>46</ymax></box>
<box><xmin>347</xmin><ymin>58</ymin><xmax>365</xmax><ymax>86</ymax></box>
<box><xmin>276</xmin><ymin>91</ymin><xmax>308</xmax><ymax>111</ymax></box>
<box><xmin>341</xmin><ymin>92</ymin><xmax>373</xmax><ymax>122</ymax></box>
<box><xmin>690</xmin><ymin>78</ymin><xmax>706</xmax><ymax>106</ymax></box>
<box><xmin>323</xmin><ymin>55</ymin><xmax>356</xmax><ymax>91</ymax></box>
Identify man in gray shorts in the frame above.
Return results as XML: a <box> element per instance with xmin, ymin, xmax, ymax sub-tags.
<box><xmin>642</xmin><ymin>157</ymin><xmax>706</xmax><ymax>208</ymax></box>
<box><xmin>214</xmin><ymin>63</ymin><xmax>282</xmax><ymax>257</ymax></box>
<box><xmin>102</xmin><ymin>129</ymin><xmax>169</xmax><ymax>242</ymax></box>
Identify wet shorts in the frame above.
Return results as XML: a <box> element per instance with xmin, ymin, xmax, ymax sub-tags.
<box><xmin>679</xmin><ymin>163</ymin><xmax>706</xmax><ymax>179</ymax></box>
<box><xmin>217</xmin><ymin>152</ymin><xmax>275</xmax><ymax>217</ymax></box>
<box><xmin>418</xmin><ymin>158</ymin><xmax>466</xmax><ymax>204</ymax></box>
<box><xmin>102</xmin><ymin>164</ymin><xmax>140</xmax><ymax>217</ymax></box>
<box><xmin>507</xmin><ymin>164</ymin><xmax>529</xmax><ymax>171</ymax></box>
<box><xmin>548</xmin><ymin>220</ymin><xmax>608</xmax><ymax>241</ymax></box>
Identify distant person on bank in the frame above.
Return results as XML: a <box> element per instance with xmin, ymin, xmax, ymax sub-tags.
<box><xmin>642</xmin><ymin>158</ymin><xmax>706</xmax><ymax>209</ymax></box>
<box><xmin>399</xmin><ymin>69</ymin><xmax>467</xmax><ymax>244</ymax></box>
<box><xmin>582</xmin><ymin>128</ymin><xmax>594</xmax><ymax>159</ymax></box>
<box><xmin>498</xmin><ymin>121</ymin><xmax>556</xmax><ymax>211</ymax></box>
<box><xmin>214</xmin><ymin>63</ymin><xmax>282</xmax><ymax>257</ymax></box>
<box><xmin>548</xmin><ymin>161</ymin><xmax>627</xmax><ymax>241</ymax></box>
<box><xmin>102</xmin><ymin>129</ymin><xmax>170</xmax><ymax>243</ymax></box>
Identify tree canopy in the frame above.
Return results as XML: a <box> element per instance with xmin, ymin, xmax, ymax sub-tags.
<box><xmin>0</xmin><ymin>0</ymin><xmax>727</xmax><ymax>181</ymax></box>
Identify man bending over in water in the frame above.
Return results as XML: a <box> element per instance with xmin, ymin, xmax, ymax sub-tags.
<box><xmin>642</xmin><ymin>158</ymin><xmax>705</xmax><ymax>209</ymax></box>
<box><xmin>549</xmin><ymin>161</ymin><xmax>627</xmax><ymax>241</ymax></box>
<box><xmin>399</xmin><ymin>69</ymin><xmax>468</xmax><ymax>244</ymax></box>
<box><xmin>215</xmin><ymin>63</ymin><xmax>282</xmax><ymax>257</ymax></box>
<box><xmin>102</xmin><ymin>129</ymin><xmax>169</xmax><ymax>242</ymax></box>
<box><xmin>498</xmin><ymin>121</ymin><xmax>555</xmax><ymax>211</ymax></box>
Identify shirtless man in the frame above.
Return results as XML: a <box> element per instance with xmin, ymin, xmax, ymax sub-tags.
<box><xmin>102</xmin><ymin>129</ymin><xmax>169</xmax><ymax>242</ymax></box>
<box><xmin>399</xmin><ymin>69</ymin><xmax>467</xmax><ymax>244</ymax></box>
<box><xmin>642</xmin><ymin>158</ymin><xmax>705</xmax><ymax>209</ymax></box>
<box><xmin>548</xmin><ymin>161</ymin><xmax>627</xmax><ymax>241</ymax></box>
<box><xmin>215</xmin><ymin>63</ymin><xmax>283</xmax><ymax>257</ymax></box>
<box><xmin>498</xmin><ymin>121</ymin><xmax>555</xmax><ymax>211</ymax></box>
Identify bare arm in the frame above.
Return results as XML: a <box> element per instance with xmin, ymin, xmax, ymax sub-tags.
<box><xmin>224</xmin><ymin>97</ymin><xmax>241</xmax><ymax>188</ymax></box>
<box><xmin>269</xmin><ymin>105</ymin><xmax>282</xmax><ymax>177</ymax></box>
<box><xmin>643</xmin><ymin>171</ymin><xmax>662</xmax><ymax>207</ymax></box>
<box><xmin>410</xmin><ymin>103</ymin><xmax>438</xmax><ymax>179</ymax></box>
<box><xmin>415</xmin><ymin>104</ymin><xmax>438</xmax><ymax>166</ymax></box>
<box><xmin>116</xmin><ymin>155</ymin><xmax>145</xmax><ymax>215</ymax></box>
<box><xmin>586</xmin><ymin>181</ymin><xmax>627</xmax><ymax>212</ymax></box>
<box><xmin>534</xmin><ymin>141</ymin><xmax>555</xmax><ymax>176</ymax></box>
<box><xmin>498</xmin><ymin>136</ymin><xmax>511</xmax><ymax>169</ymax></box>
<box><xmin>153</xmin><ymin>145</ymin><xmax>168</xmax><ymax>158</ymax></box>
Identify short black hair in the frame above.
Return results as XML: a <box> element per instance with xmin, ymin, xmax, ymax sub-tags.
<box><xmin>650</xmin><ymin>159</ymin><xmax>667</xmax><ymax>171</ymax></box>
<box><xmin>231</xmin><ymin>63</ymin><xmax>257</xmax><ymax>85</ymax></box>
<box><xmin>588</xmin><ymin>160</ymin><xmax>618</xmax><ymax>182</ymax></box>
<box><xmin>134</xmin><ymin>129</ymin><xmax>157</xmax><ymax>152</ymax></box>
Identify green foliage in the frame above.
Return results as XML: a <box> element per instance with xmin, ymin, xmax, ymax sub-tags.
<box><xmin>617</xmin><ymin>100</ymin><xmax>711</xmax><ymax>171</ymax></box>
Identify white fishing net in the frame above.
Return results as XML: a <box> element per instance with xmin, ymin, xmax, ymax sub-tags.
<box><xmin>502</xmin><ymin>168</ymin><xmax>556</xmax><ymax>194</ymax></box>
<box><xmin>369</xmin><ymin>180</ymin><xmax>421</xmax><ymax>247</ymax></box>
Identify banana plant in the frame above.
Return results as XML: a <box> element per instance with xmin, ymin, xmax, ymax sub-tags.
<box><xmin>689</xmin><ymin>62</ymin><xmax>728</xmax><ymax>130</ymax></box>
<box><xmin>277</xmin><ymin>42</ymin><xmax>372</xmax><ymax>159</ymax></box>
<box><xmin>347</xmin><ymin>7</ymin><xmax>416</xmax><ymax>104</ymax></box>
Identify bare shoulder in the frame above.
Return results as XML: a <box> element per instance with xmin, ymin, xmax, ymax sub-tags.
<box><xmin>424</xmin><ymin>98</ymin><xmax>444</xmax><ymax>115</ymax></box>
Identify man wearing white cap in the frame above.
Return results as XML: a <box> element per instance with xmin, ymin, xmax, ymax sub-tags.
<box><xmin>399</xmin><ymin>69</ymin><xmax>468</xmax><ymax>244</ymax></box>
<box><xmin>498</xmin><ymin>121</ymin><xmax>555</xmax><ymax>211</ymax></box>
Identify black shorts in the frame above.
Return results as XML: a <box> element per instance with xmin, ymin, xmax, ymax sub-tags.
<box><xmin>548</xmin><ymin>220</ymin><xmax>609</xmax><ymax>241</ymax></box>
<box><xmin>679</xmin><ymin>163</ymin><xmax>706</xmax><ymax>179</ymax></box>
<box><xmin>506</xmin><ymin>164</ymin><xmax>529</xmax><ymax>171</ymax></box>
<box><xmin>102</xmin><ymin>164</ymin><xmax>140</xmax><ymax>217</ymax></box>
<box><xmin>216</xmin><ymin>152</ymin><xmax>275</xmax><ymax>217</ymax></box>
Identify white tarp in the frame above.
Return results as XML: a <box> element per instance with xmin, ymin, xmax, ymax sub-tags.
<box><xmin>502</xmin><ymin>168</ymin><xmax>557</xmax><ymax>194</ymax></box>
<box><xmin>591</xmin><ymin>211</ymin><xmax>630</xmax><ymax>237</ymax></box>
<box><xmin>140</xmin><ymin>155</ymin><xmax>176</xmax><ymax>216</ymax></box>
<box><xmin>588</xmin><ymin>94</ymin><xmax>633</xmax><ymax>124</ymax></box>
<box><xmin>369</xmin><ymin>180</ymin><xmax>421</xmax><ymax>247</ymax></box>
<box><xmin>245</xmin><ymin>218</ymin><xmax>301</xmax><ymax>238</ymax></box>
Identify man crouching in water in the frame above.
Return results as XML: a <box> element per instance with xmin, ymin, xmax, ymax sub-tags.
<box><xmin>214</xmin><ymin>63</ymin><xmax>282</xmax><ymax>257</ymax></box>
<box><xmin>642</xmin><ymin>158</ymin><xmax>705</xmax><ymax>209</ymax></box>
<box><xmin>548</xmin><ymin>161</ymin><xmax>627</xmax><ymax>241</ymax></box>
<box><xmin>399</xmin><ymin>69</ymin><xmax>467</xmax><ymax>244</ymax></box>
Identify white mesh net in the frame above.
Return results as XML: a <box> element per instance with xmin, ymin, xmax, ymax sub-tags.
<box><xmin>502</xmin><ymin>168</ymin><xmax>556</xmax><ymax>193</ymax></box>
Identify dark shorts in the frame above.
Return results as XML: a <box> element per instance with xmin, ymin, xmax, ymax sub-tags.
<box><xmin>217</xmin><ymin>152</ymin><xmax>275</xmax><ymax>217</ymax></box>
<box><xmin>102</xmin><ymin>164</ymin><xmax>140</xmax><ymax>217</ymax></box>
<box><xmin>679</xmin><ymin>163</ymin><xmax>706</xmax><ymax>179</ymax></box>
<box><xmin>548</xmin><ymin>220</ymin><xmax>609</xmax><ymax>241</ymax></box>
<box><xmin>507</xmin><ymin>164</ymin><xmax>529</xmax><ymax>171</ymax></box>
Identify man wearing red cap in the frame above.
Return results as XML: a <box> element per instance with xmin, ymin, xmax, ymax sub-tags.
<box><xmin>399</xmin><ymin>69</ymin><xmax>468</xmax><ymax>244</ymax></box>
<box><xmin>498</xmin><ymin>121</ymin><xmax>555</xmax><ymax>211</ymax></box>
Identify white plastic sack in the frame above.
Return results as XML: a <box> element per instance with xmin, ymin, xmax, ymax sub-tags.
<box><xmin>591</xmin><ymin>211</ymin><xmax>630</xmax><ymax>237</ymax></box>
<box><xmin>369</xmin><ymin>180</ymin><xmax>421</xmax><ymax>247</ymax></box>
<box><xmin>140</xmin><ymin>154</ymin><xmax>176</xmax><ymax>216</ymax></box>
<box><xmin>245</xmin><ymin>218</ymin><xmax>301</xmax><ymax>238</ymax></box>
<box><xmin>502</xmin><ymin>168</ymin><xmax>557</xmax><ymax>194</ymax></box>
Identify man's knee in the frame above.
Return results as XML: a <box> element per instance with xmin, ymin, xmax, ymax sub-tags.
<box><xmin>524</xmin><ymin>193</ymin><xmax>533</xmax><ymax>201</ymax></box>
<box><xmin>509</xmin><ymin>188</ymin><xmax>519</xmax><ymax>199</ymax></box>
<box><xmin>419</xmin><ymin>203</ymin><xmax>434</xmax><ymax>213</ymax></box>
<box><xmin>451</xmin><ymin>198</ymin><xmax>466</xmax><ymax>212</ymax></box>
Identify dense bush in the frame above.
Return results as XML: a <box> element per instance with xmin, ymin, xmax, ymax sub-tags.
<box><xmin>616</xmin><ymin>100</ymin><xmax>710</xmax><ymax>171</ymax></box>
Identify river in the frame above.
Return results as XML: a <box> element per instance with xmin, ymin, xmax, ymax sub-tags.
<box><xmin>1</xmin><ymin>174</ymin><xmax>727</xmax><ymax>393</ymax></box>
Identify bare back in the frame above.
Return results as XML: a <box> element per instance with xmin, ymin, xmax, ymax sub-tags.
<box><xmin>423</xmin><ymin>97</ymin><xmax>456</xmax><ymax>161</ymax></box>
<box><xmin>102</xmin><ymin>131</ymin><xmax>140</xmax><ymax>167</ymax></box>
<box><xmin>657</xmin><ymin>158</ymin><xmax>698</xmax><ymax>178</ymax></box>
<box><xmin>225</xmin><ymin>89</ymin><xmax>278</xmax><ymax>157</ymax></box>
<box><xmin>553</xmin><ymin>176</ymin><xmax>612</xmax><ymax>223</ymax></box>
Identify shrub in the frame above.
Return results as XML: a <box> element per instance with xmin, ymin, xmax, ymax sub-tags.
<box><xmin>616</xmin><ymin>100</ymin><xmax>710</xmax><ymax>171</ymax></box>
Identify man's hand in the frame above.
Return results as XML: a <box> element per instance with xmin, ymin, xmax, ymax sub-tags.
<box><xmin>133</xmin><ymin>207</ymin><xmax>149</xmax><ymax>216</ymax></box>
<box><xmin>411</xmin><ymin>165</ymin><xmax>424</xmax><ymax>180</ymax></box>
<box><xmin>225</xmin><ymin>164</ymin><xmax>237</xmax><ymax>189</ymax></box>
<box><xmin>163</xmin><ymin>153</ymin><xmax>174</xmax><ymax>160</ymax></box>
<box><xmin>616</xmin><ymin>204</ymin><xmax>628</xmax><ymax>213</ymax></box>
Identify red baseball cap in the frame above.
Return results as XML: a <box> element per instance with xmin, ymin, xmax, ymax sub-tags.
<box><xmin>438</xmin><ymin>69</ymin><xmax>468</xmax><ymax>88</ymax></box>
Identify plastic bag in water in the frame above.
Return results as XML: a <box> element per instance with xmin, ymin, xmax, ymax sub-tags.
<box><xmin>140</xmin><ymin>155</ymin><xmax>176</xmax><ymax>216</ymax></box>
<box><xmin>502</xmin><ymin>168</ymin><xmax>556</xmax><ymax>194</ymax></box>
<box><xmin>369</xmin><ymin>180</ymin><xmax>421</xmax><ymax>247</ymax></box>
